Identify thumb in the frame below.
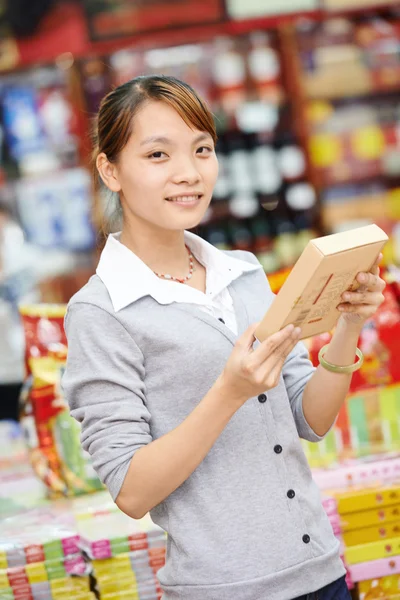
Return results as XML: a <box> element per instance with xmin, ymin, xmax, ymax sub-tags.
<box><xmin>237</xmin><ymin>322</ymin><xmax>259</xmax><ymax>351</ymax></box>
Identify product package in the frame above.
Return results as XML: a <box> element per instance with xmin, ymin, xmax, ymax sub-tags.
<box><xmin>76</xmin><ymin>510</ymin><xmax>166</xmax><ymax>600</ymax></box>
<box><xmin>358</xmin><ymin>573</ymin><xmax>400</xmax><ymax>599</ymax></box>
<box><xmin>255</xmin><ymin>224</ymin><xmax>388</xmax><ymax>341</ymax></box>
<box><xmin>351</xmin><ymin>557</ymin><xmax>400</xmax><ymax>585</ymax></box>
<box><xmin>0</xmin><ymin>511</ymin><xmax>89</xmax><ymax>600</ymax></box>
<box><xmin>18</xmin><ymin>304</ymin><xmax>103</xmax><ymax>498</ymax></box>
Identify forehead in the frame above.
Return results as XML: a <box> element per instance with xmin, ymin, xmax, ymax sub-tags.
<box><xmin>132</xmin><ymin>100</ymin><xmax>208</xmax><ymax>143</ymax></box>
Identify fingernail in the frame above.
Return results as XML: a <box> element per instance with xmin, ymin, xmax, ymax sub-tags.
<box><xmin>287</xmin><ymin>324</ymin><xmax>295</xmax><ymax>332</ymax></box>
<box><xmin>358</xmin><ymin>273</ymin><xmax>367</xmax><ymax>282</ymax></box>
<box><xmin>294</xmin><ymin>327</ymin><xmax>302</xmax><ymax>337</ymax></box>
<box><xmin>343</xmin><ymin>293</ymin><xmax>350</xmax><ymax>300</ymax></box>
<box><xmin>338</xmin><ymin>305</ymin><xmax>344</xmax><ymax>311</ymax></box>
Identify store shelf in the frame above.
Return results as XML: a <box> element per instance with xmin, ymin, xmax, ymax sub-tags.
<box><xmin>9</xmin><ymin>3</ymin><xmax>320</xmax><ymax>72</ymax></box>
<box><xmin>5</xmin><ymin>1</ymin><xmax>400</xmax><ymax>75</ymax></box>
<box><xmin>323</xmin><ymin>0</ymin><xmax>400</xmax><ymax>16</ymax></box>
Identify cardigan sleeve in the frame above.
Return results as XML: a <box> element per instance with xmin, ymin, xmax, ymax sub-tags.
<box><xmin>62</xmin><ymin>302</ymin><xmax>153</xmax><ymax>501</ymax></box>
<box><xmin>282</xmin><ymin>341</ymin><xmax>329</xmax><ymax>443</ymax></box>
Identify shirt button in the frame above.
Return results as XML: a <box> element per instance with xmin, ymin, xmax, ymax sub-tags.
<box><xmin>258</xmin><ymin>393</ymin><xmax>267</xmax><ymax>403</ymax></box>
<box><xmin>287</xmin><ymin>489</ymin><xmax>295</xmax><ymax>499</ymax></box>
<box><xmin>274</xmin><ymin>445</ymin><xmax>283</xmax><ymax>454</ymax></box>
<box><xmin>302</xmin><ymin>534</ymin><xmax>311</xmax><ymax>544</ymax></box>
<box><xmin>218</xmin><ymin>318</ymin><xmax>225</xmax><ymax>324</ymax></box>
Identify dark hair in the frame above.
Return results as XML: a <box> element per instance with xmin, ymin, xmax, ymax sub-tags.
<box><xmin>93</xmin><ymin>74</ymin><xmax>217</xmax><ymax>174</ymax></box>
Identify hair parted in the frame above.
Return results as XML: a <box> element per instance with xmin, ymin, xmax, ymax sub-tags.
<box><xmin>93</xmin><ymin>74</ymin><xmax>217</xmax><ymax>176</ymax></box>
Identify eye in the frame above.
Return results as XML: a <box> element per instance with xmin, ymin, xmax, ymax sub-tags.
<box><xmin>196</xmin><ymin>146</ymin><xmax>213</xmax><ymax>155</ymax></box>
<box><xmin>148</xmin><ymin>151</ymin><xmax>167</xmax><ymax>159</ymax></box>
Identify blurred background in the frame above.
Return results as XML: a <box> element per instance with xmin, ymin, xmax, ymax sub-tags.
<box><xmin>1</xmin><ymin>2</ymin><xmax>400</xmax><ymax>600</ymax></box>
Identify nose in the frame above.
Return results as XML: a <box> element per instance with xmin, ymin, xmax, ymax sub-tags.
<box><xmin>172</xmin><ymin>156</ymin><xmax>201</xmax><ymax>186</ymax></box>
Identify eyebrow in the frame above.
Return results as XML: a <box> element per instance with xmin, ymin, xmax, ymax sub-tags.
<box><xmin>140</xmin><ymin>132</ymin><xmax>212</xmax><ymax>147</ymax></box>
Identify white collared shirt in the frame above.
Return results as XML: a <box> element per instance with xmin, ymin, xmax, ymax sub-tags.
<box><xmin>96</xmin><ymin>231</ymin><xmax>262</xmax><ymax>335</ymax></box>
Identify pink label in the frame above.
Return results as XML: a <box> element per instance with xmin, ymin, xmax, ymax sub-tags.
<box><xmin>61</xmin><ymin>535</ymin><xmax>80</xmax><ymax>556</ymax></box>
<box><xmin>65</xmin><ymin>555</ymin><xmax>86</xmax><ymax>576</ymax></box>
<box><xmin>350</xmin><ymin>557</ymin><xmax>400</xmax><ymax>582</ymax></box>
<box><xmin>92</xmin><ymin>541</ymin><xmax>112</xmax><ymax>559</ymax></box>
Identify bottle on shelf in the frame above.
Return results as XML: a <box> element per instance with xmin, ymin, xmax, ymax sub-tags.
<box><xmin>226</xmin><ymin>132</ymin><xmax>259</xmax><ymax>218</ymax></box>
<box><xmin>251</xmin><ymin>217</ymin><xmax>280</xmax><ymax>274</ymax></box>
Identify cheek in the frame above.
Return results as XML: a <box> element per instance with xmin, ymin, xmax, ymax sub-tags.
<box><xmin>121</xmin><ymin>163</ymin><xmax>166</xmax><ymax>196</ymax></box>
<box><xmin>203</xmin><ymin>157</ymin><xmax>219</xmax><ymax>188</ymax></box>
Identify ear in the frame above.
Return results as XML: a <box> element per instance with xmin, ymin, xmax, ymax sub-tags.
<box><xmin>96</xmin><ymin>153</ymin><xmax>122</xmax><ymax>193</ymax></box>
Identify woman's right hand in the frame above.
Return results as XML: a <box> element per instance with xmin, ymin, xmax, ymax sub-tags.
<box><xmin>217</xmin><ymin>323</ymin><xmax>302</xmax><ymax>408</ymax></box>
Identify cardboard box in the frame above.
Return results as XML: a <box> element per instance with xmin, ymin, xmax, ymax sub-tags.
<box><xmin>333</xmin><ymin>484</ymin><xmax>400</xmax><ymax>515</ymax></box>
<box><xmin>343</xmin><ymin>521</ymin><xmax>400</xmax><ymax>547</ymax></box>
<box><xmin>350</xmin><ymin>557</ymin><xmax>400</xmax><ymax>583</ymax></box>
<box><xmin>255</xmin><ymin>224</ymin><xmax>388</xmax><ymax>341</ymax></box>
<box><xmin>340</xmin><ymin>505</ymin><xmax>400</xmax><ymax>532</ymax></box>
<box><xmin>345</xmin><ymin>536</ymin><xmax>400</xmax><ymax>565</ymax></box>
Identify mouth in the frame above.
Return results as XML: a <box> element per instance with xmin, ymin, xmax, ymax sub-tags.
<box><xmin>165</xmin><ymin>194</ymin><xmax>203</xmax><ymax>205</ymax></box>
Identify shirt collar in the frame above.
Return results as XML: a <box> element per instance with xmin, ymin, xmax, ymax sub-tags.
<box><xmin>96</xmin><ymin>231</ymin><xmax>261</xmax><ymax>312</ymax></box>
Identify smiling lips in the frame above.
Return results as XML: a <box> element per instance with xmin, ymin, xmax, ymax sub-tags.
<box><xmin>165</xmin><ymin>194</ymin><xmax>203</xmax><ymax>203</ymax></box>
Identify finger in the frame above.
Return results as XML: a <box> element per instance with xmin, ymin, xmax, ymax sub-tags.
<box><xmin>237</xmin><ymin>323</ymin><xmax>261</xmax><ymax>351</ymax></box>
<box><xmin>266</xmin><ymin>332</ymin><xmax>300</xmax><ymax>372</ymax></box>
<box><xmin>265</xmin><ymin>336</ymin><xmax>301</xmax><ymax>383</ymax></box>
<box><xmin>337</xmin><ymin>303</ymin><xmax>378</xmax><ymax>316</ymax></box>
<box><xmin>340</xmin><ymin>291</ymin><xmax>385</xmax><ymax>307</ymax></box>
<box><xmin>371</xmin><ymin>253</ymin><xmax>383</xmax><ymax>272</ymax></box>
<box><xmin>251</xmin><ymin>324</ymin><xmax>298</xmax><ymax>366</ymax></box>
<box><xmin>255</xmin><ymin>328</ymin><xmax>301</xmax><ymax>380</ymax></box>
<box><xmin>354</xmin><ymin>271</ymin><xmax>385</xmax><ymax>292</ymax></box>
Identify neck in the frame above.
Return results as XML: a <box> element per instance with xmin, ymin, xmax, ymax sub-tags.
<box><xmin>120</xmin><ymin>219</ymin><xmax>190</xmax><ymax>278</ymax></box>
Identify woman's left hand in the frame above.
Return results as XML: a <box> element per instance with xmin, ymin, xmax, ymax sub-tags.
<box><xmin>337</xmin><ymin>253</ymin><xmax>386</xmax><ymax>327</ymax></box>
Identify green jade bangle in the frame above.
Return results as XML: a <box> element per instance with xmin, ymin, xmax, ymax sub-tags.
<box><xmin>318</xmin><ymin>345</ymin><xmax>364</xmax><ymax>374</ymax></box>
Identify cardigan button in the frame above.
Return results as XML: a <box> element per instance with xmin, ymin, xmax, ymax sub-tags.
<box><xmin>218</xmin><ymin>318</ymin><xmax>225</xmax><ymax>324</ymax></box>
<box><xmin>274</xmin><ymin>445</ymin><xmax>283</xmax><ymax>454</ymax></box>
<box><xmin>258</xmin><ymin>393</ymin><xmax>267</xmax><ymax>403</ymax></box>
<box><xmin>287</xmin><ymin>489</ymin><xmax>295</xmax><ymax>499</ymax></box>
<box><xmin>302</xmin><ymin>534</ymin><xmax>311</xmax><ymax>544</ymax></box>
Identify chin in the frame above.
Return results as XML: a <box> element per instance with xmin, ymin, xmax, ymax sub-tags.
<box><xmin>163</xmin><ymin>203</ymin><xmax>210</xmax><ymax>232</ymax></box>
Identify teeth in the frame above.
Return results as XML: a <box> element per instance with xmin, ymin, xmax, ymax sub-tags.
<box><xmin>167</xmin><ymin>195</ymin><xmax>199</xmax><ymax>203</ymax></box>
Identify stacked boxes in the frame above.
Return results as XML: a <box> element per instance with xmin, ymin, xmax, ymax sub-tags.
<box><xmin>322</xmin><ymin>479</ymin><xmax>400</xmax><ymax>599</ymax></box>
<box><xmin>0</xmin><ymin>523</ymin><xmax>91</xmax><ymax>600</ymax></box>
<box><xmin>0</xmin><ymin>493</ymin><xmax>167</xmax><ymax>600</ymax></box>
<box><xmin>77</xmin><ymin>511</ymin><xmax>166</xmax><ymax>600</ymax></box>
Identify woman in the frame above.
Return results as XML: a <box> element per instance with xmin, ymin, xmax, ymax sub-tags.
<box><xmin>62</xmin><ymin>75</ymin><xmax>385</xmax><ymax>600</ymax></box>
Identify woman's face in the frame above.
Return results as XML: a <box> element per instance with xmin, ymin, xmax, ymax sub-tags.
<box><xmin>101</xmin><ymin>100</ymin><xmax>219</xmax><ymax>233</ymax></box>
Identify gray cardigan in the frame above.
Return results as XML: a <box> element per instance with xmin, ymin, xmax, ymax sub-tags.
<box><xmin>62</xmin><ymin>250</ymin><xmax>345</xmax><ymax>600</ymax></box>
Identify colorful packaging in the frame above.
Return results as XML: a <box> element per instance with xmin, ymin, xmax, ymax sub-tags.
<box><xmin>358</xmin><ymin>573</ymin><xmax>400</xmax><ymax>599</ymax></box>
<box><xmin>18</xmin><ymin>304</ymin><xmax>103</xmax><ymax>498</ymax></box>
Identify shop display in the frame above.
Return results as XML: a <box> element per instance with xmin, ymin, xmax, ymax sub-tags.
<box><xmin>320</xmin><ymin>481</ymin><xmax>400</xmax><ymax>597</ymax></box>
<box><xmin>297</xmin><ymin>15</ymin><xmax>400</xmax><ymax>101</ymax></box>
<box><xmin>83</xmin><ymin>0</ymin><xmax>225</xmax><ymax>41</ymax></box>
<box><xmin>15</xmin><ymin>167</ymin><xmax>95</xmax><ymax>251</ymax></box>
<box><xmin>255</xmin><ymin>224</ymin><xmax>388</xmax><ymax>341</ymax></box>
<box><xmin>307</xmin><ymin>96</ymin><xmax>400</xmax><ymax>188</ymax></box>
<box><xmin>77</xmin><ymin>511</ymin><xmax>165</xmax><ymax>600</ymax></box>
<box><xmin>18</xmin><ymin>304</ymin><xmax>103</xmax><ymax>499</ymax></box>
<box><xmin>0</xmin><ymin>496</ymin><xmax>166</xmax><ymax>600</ymax></box>
<box><xmin>358</xmin><ymin>574</ymin><xmax>400</xmax><ymax>599</ymax></box>
<box><xmin>323</xmin><ymin>0</ymin><xmax>400</xmax><ymax>10</ymax></box>
<box><xmin>226</xmin><ymin>0</ymin><xmax>318</xmax><ymax>20</ymax></box>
